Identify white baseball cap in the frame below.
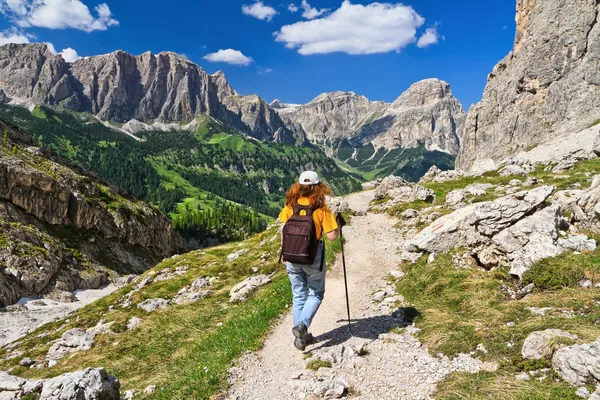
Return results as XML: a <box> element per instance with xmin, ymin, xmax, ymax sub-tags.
<box><xmin>299</xmin><ymin>171</ymin><xmax>320</xmax><ymax>186</ymax></box>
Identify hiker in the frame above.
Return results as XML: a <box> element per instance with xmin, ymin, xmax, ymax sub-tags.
<box><xmin>279</xmin><ymin>171</ymin><xmax>344</xmax><ymax>350</ymax></box>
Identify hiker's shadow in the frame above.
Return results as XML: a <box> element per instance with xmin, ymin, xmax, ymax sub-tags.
<box><xmin>311</xmin><ymin>307</ymin><xmax>420</xmax><ymax>350</ymax></box>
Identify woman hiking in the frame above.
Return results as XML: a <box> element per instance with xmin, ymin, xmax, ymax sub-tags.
<box><xmin>278</xmin><ymin>171</ymin><xmax>343</xmax><ymax>350</ymax></box>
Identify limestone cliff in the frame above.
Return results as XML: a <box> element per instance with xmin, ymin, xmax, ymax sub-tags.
<box><xmin>0</xmin><ymin>120</ymin><xmax>184</xmax><ymax>306</ymax></box>
<box><xmin>457</xmin><ymin>0</ymin><xmax>600</xmax><ymax>171</ymax></box>
<box><xmin>0</xmin><ymin>43</ymin><xmax>302</xmax><ymax>144</ymax></box>
<box><xmin>280</xmin><ymin>79</ymin><xmax>466</xmax><ymax>155</ymax></box>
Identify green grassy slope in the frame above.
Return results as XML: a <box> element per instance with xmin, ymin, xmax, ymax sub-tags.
<box><xmin>0</xmin><ymin>214</ymin><xmax>348</xmax><ymax>398</ymax></box>
<box><xmin>0</xmin><ymin>104</ymin><xmax>362</xmax><ymax>243</ymax></box>
<box><xmin>332</xmin><ymin>139</ymin><xmax>456</xmax><ymax>182</ymax></box>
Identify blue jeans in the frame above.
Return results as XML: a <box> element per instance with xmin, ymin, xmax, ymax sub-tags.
<box><xmin>286</xmin><ymin>243</ymin><xmax>326</xmax><ymax>328</ymax></box>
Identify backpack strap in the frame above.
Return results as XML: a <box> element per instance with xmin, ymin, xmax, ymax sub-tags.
<box><xmin>319</xmin><ymin>239</ymin><xmax>325</xmax><ymax>271</ymax></box>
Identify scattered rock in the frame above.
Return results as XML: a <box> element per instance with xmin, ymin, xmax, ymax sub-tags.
<box><xmin>230</xmin><ymin>275</ymin><xmax>271</xmax><ymax>302</ymax></box>
<box><xmin>227</xmin><ymin>249</ymin><xmax>249</xmax><ymax>262</ymax></box>
<box><xmin>372</xmin><ymin>291</ymin><xmax>388</xmax><ymax>303</ymax></box>
<box><xmin>445</xmin><ymin>189</ymin><xmax>466</xmax><ymax>208</ymax></box>
<box><xmin>522</xmin><ymin>329</ymin><xmax>578</xmax><ymax>360</ymax></box>
<box><xmin>558</xmin><ymin>235</ymin><xmax>597</xmax><ymax>252</ymax></box>
<box><xmin>411</xmin><ymin>185</ymin><xmax>436</xmax><ymax>203</ymax></box>
<box><xmin>143</xmin><ymin>385</ymin><xmax>157</xmax><ymax>394</ymax></box>
<box><xmin>19</xmin><ymin>357</ymin><xmax>34</xmax><ymax>367</ymax></box>
<box><xmin>127</xmin><ymin>317</ymin><xmax>142</xmax><ymax>330</ymax></box>
<box><xmin>389</xmin><ymin>270</ymin><xmax>405</xmax><ymax>279</ymax></box>
<box><xmin>45</xmin><ymin>291</ymin><xmax>77</xmax><ymax>303</ymax></box>
<box><xmin>40</xmin><ymin>368</ymin><xmax>120</xmax><ymax>399</ymax></box>
<box><xmin>137</xmin><ymin>298</ymin><xmax>171</xmax><ymax>313</ymax></box>
<box><xmin>553</xmin><ymin>338</ymin><xmax>600</xmax><ymax>386</ymax></box>
<box><xmin>374</xmin><ymin>176</ymin><xmax>409</xmax><ymax>200</ymax></box>
<box><xmin>326</xmin><ymin>196</ymin><xmax>350</xmax><ymax>215</ymax></box>
<box><xmin>576</xmin><ymin>387</ymin><xmax>591</xmax><ymax>399</ymax></box>
<box><xmin>498</xmin><ymin>165</ymin><xmax>528</xmax><ymax>177</ymax></box>
<box><xmin>47</xmin><ymin>328</ymin><xmax>96</xmax><ymax>361</ymax></box>
<box><xmin>400</xmin><ymin>209</ymin><xmax>419</xmax><ymax>219</ymax></box>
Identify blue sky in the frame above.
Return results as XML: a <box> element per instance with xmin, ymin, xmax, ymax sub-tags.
<box><xmin>0</xmin><ymin>0</ymin><xmax>516</xmax><ymax>109</ymax></box>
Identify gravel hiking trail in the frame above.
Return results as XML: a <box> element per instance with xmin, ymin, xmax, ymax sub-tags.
<box><xmin>226</xmin><ymin>191</ymin><xmax>495</xmax><ymax>400</ymax></box>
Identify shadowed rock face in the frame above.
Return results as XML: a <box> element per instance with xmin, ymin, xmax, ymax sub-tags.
<box><xmin>280</xmin><ymin>79</ymin><xmax>466</xmax><ymax>155</ymax></box>
<box><xmin>457</xmin><ymin>0</ymin><xmax>600</xmax><ymax>171</ymax></box>
<box><xmin>0</xmin><ymin>120</ymin><xmax>184</xmax><ymax>306</ymax></box>
<box><xmin>0</xmin><ymin>43</ymin><xmax>302</xmax><ymax>144</ymax></box>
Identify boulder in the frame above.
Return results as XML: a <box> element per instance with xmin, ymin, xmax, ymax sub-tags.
<box><xmin>326</xmin><ymin>196</ymin><xmax>349</xmax><ymax>215</ymax></box>
<box><xmin>39</xmin><ymin>368</ymin><xmax>120</xmax><ymax>400</ymax></box>
<box><xmin>492</xmin><ymin>205</ymin><xmax>565</xmax><ymax>278</ymax></box>
<box><xmin>404</xmin><ymin>186</ymin><xmax>560</xmax><ymax>278</ymax></box>
<box><xmin>572</xmin><ymin>176</ymin><xmax>600</xmax><ymax>234</ymax></box>
<box><xmin>522</xmin><ymin>329</ymin><xmax>578</xmax><ymax>360</ymax></box>
<box><xmin>445</xmin><ymin>189</ymin><xmax>466</xmax><ymax>208</ymax></box>
<box><xmin>227</xmin><ymin>249</ymin><xmax>249</xmax><ymax>262</ymax></box>
<box><xmin>127</xmin><ymin>317</ymin><xmax>142</xmax><ymax>330</ymax></box>
<box><xmin>137</xmin><ymin>298</ymin><xmax>171</xmax><ymax>313</ymax></box>
<box><xmin>405</xmin><ymin>186</ymin><xmax>555</xmax><ymax>255</ymax></box>
<box><xmin>400</xmin><ymin>209</ymin><xmax>419</xmax><ymax>220</ymax></box>
<box><xmin>498</xmin><ymin>165</ymin><xmax>528</xmax><ymax>177</ymax></box>
<box><xmin>47</xmin><ymin>328</ymin><xmax>95</xmax><ymax>361</ymax></box>
<box><xmin>45</xmin><ymin>291</ymin><xmax>77</xmax><ymax>303</ymax></box>
<box><xmin>558</xmin><ymin>235</ymin><xmax>597</xmax><ymax>252</ymax></box>
<box><xmin>553</xmin><ymin>339</ymin><xmax>600</xmax><ymax>387</ymax></box>
<box><xmin>190</xmin><ymin>277</ymin><xmax>210</xmax><ymax>291</ymax></box>
<box><xmin>464</xmin><ymin>183</ymin><xmax>494</xmax><ymax>196</ymax></box>
<box><xmin>411</xmin><ymin>185</ymin><xmax>435</xmax><ymax>203</ymax></box>
<box><xmin>374</xmin><ymin>176</ymin><xmax>409</xmax><ymax>200</ymax></box>
<box><xmin>419</xmin><ymin>166</ymin><xmax>442</xmax><ymax>183</ymax></box>
<box><xmin>230</xmin><ymin>275</ymin><xmax>271</xmax><ymax>302</ymax></box>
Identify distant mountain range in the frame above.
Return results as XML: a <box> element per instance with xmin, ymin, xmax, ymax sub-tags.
<box><xmin>0</xmin><ymin>43</ymin><xmax>465</xmax><ymax>170</ymax></box>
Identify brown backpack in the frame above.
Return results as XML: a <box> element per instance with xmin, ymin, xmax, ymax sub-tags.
<box><xmin>280</xmin><ymin>204</ymin><xmax>325</xmax><ymax>270</ymax></box>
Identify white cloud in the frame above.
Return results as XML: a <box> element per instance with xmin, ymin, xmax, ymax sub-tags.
<box><xmin>0</xmin><ymin>27</ymin><xmax>31</xmax><ymax>45</ymax></box>
<box><xmin>2</xmin><ymin>0</ymin><xmax>27</xmax><ymax>15</ymax></box>
<box><xmin>300</xmin><ymin>0</ymin><xmax>329</xmax><ymax>19</ymax></box>
<box><xmin>288</xmin><ymin>3</ymin><xmax>298</xmax><ymax>12</ymax></box>
<box><xmin>275</xmin><ymin>0</ymin><xmax>426</xmax><ymax>55</ymax></box>
<box><xmin>258</xmin><ymin>67</ymin><xmax>273</xmax><ymax>74</ymax></box>
<box><xmin>416</xmin><ymin>26</ymin><xmax>440</xmax><ymax>48</ymax></box>
<box><xmin>242</xmin><ymin>1</ymin><xmax>277</xmax><ymax>21</ymax></box>
<box><xmin>1</xmin><ymin>0</ymin><xmax>119</xmax><ymax>32</ymax></box>
<box><xmin>59</xmin><ymin>47</ymin><xmax>81</xmax><ymax>62</ymax></box>
<box><xmin>203</xmin><ymin>49</ymin><xmax>253</xmax><ymax>66</ymax></box>
<box><xmin>44</xmin><ymin>41</ymin><xmax>82</xmax><ymax>62</ymax></box>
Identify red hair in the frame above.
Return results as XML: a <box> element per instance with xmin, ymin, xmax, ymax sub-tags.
<box><xmin>285</xmin><ymin>182</ymin><xmax>331</xmax><ymax>210</ymax></box>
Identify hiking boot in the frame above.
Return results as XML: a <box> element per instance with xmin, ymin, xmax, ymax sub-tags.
<box><xmin>305</xmin><ymin>332</ymin><xmax>315</xmax><ymax>345</ymax></box>
<box><xmin>292</xmin><ymin>323</ymin><xmax>308</xmax><ymax>350</ymax></box>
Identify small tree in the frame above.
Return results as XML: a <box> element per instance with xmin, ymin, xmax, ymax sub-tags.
<box><xmin>12</xmin><ymin>145</ymin><xmax>17</xmax><ymax>155</ymax></box>
<box><xmin>2</xmin><ymin>130</ymin><xmax>7</xmax><ymax>146</ymax></box>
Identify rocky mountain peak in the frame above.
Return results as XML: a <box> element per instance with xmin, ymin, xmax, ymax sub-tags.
<box><xmin>269</xmin><ymin>99</ymin><xmax>286</xmax><ymax>109</ymax></box>
<box><xmin>392</xmin><ymin>79</ymin><xmax>453</xmax><ymax>109</ymax></box>
<box><xmin>281</xmin><ymin>79</ymin><xmax>465</xmax><ymax>155</ymax></box>
<box><xmin>0</xmin><ymin>43</ymin><xmax>300</xmax><ymax>144</ymax></box>
<box><xmin>457</xmin><ymin>0</ymin><xmax>600</xmax><ymax>171</ymax></box>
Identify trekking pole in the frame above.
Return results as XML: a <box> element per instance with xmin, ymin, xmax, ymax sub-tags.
<box><xmin>338</xmin><ymin>215</ymin><xmax>352</xmax><ymax>335</ymax></box>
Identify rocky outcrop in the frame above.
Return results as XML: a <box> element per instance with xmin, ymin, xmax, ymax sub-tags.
<box><xmin>457</xmin><ymin>0</ymin><xmax>600</xmax><ymax>171</ymax></box>
<box><xmin>522</xmin><ymin>329</ymin><xmax>578</xmax><ymax>360</ymax></box>
<box><xmin>230</xmin><ymin>275</ymin><xmax>271</xmax><ymax>302</ymax></box>
<box><xmin>0</xmin><ymin>43</ymin><xmax>302</xmax><ymax>144</ymax></box>
<box><xmin>0</xmin><ymin>120</ymin><xmax>183</xmax><ymax>306</ymax></box>
<box><xmin>552</xmin><ymin>338</ymin><xmax>600</xmax><ymax>387</ymax></box>
<box><xmin>403</xmin><ymin>185</ymin><xmax>597</xmax><ymax>278</ymax></box>
<box><xmin>282</xmin><ymin>79</ymin><xmax>466</xmax><ymax>155</ymax></box>
<box><xmin>0</xmin><ymin>368</ymin><xmax>120</xmax><ymax>399</ymax></box>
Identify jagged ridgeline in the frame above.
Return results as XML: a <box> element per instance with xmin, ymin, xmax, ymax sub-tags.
<box><xmin>0</xmin><ymin>104</ymin><xmax>362</xmax><ymax>244</ymax></box>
